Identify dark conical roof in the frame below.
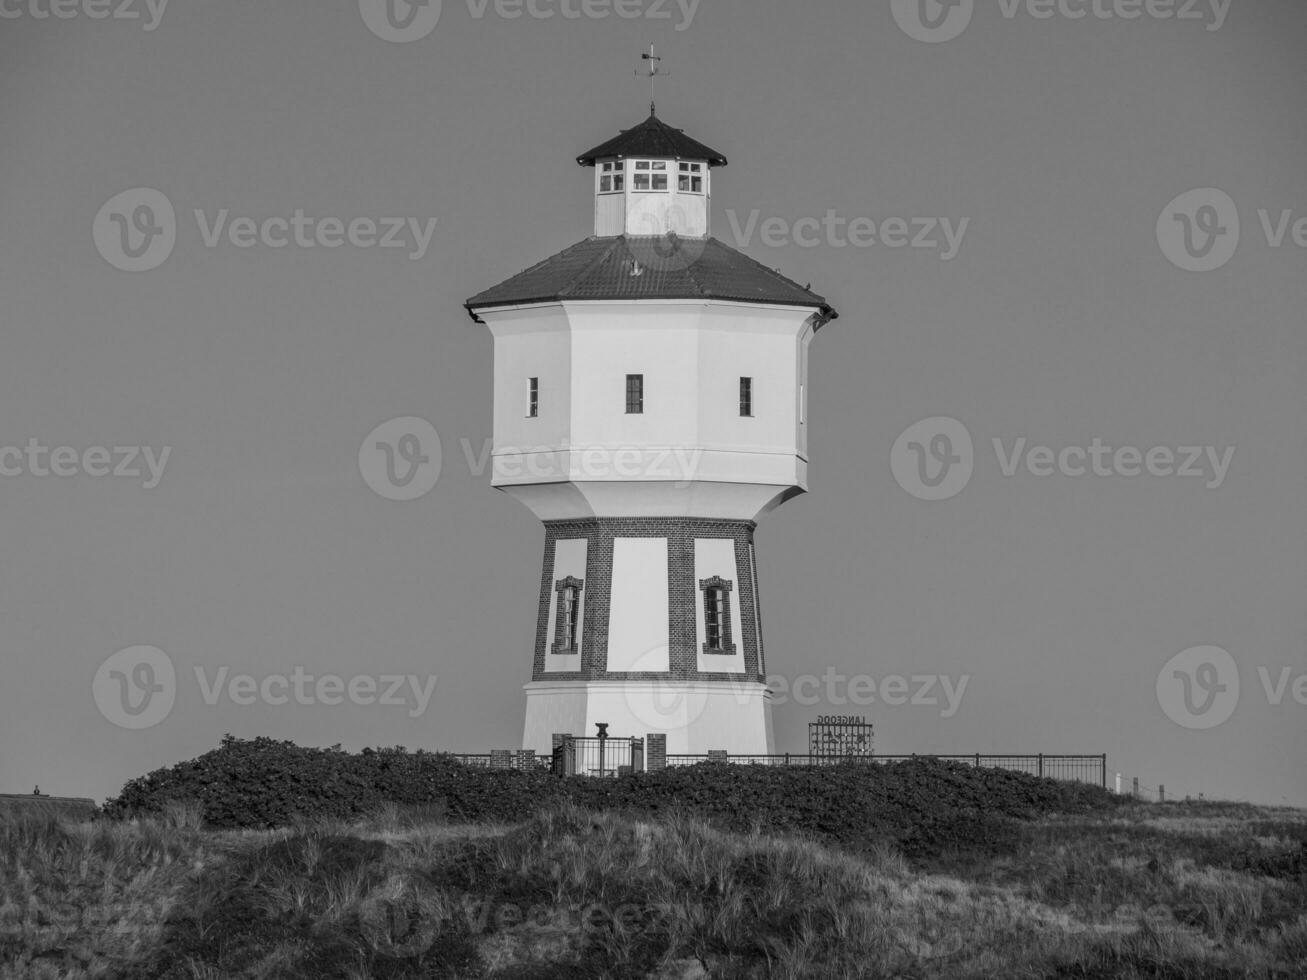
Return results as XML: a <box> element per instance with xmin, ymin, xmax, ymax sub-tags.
<box><xmin>576</xmin><ymin>113</ymin><xmax>728</xmax><ymax>168</ymax></box>
<box><xmin>466</xmin><ymin>235</ymin><xmax>836</xmax><ymax>324</ymax></box>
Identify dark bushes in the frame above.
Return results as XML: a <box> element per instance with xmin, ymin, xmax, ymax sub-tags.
<box><xmin>103</xmin><ymin>735</ymin><xmax>1124</xmax><ymax>857</ymax></box>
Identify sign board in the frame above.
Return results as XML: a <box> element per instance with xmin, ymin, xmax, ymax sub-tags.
<box><xmin>809</xmin><ymin>715</ymin><xmax>875</xmax><ymax>760</ymax></box>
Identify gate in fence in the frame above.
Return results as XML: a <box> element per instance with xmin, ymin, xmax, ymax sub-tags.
<box><xmin>552</xmin><ymin>735</ymin><xmax>644</xmax><ymax>777</ymax></box>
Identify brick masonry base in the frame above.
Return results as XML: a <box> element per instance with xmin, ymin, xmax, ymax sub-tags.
<box><xmin>531</xmin><ymin>517</ymin><xmax>766</xmax><ymax>684</ymax></box>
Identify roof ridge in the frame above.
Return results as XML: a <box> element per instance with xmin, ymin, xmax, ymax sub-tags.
<box><xmin>556</xmin><ymin>238</ymin><xmax>626</xmax><ymax>298</ymax></box>
<box><xmin>675</xmin><ymin>233</ymin><xmax>712</xmax><ymax>298</ymax></box>
<box><xmin>496</xmin><ymin>237</ymin><xmax>596</xmax><ymax>286</ymax></box>
<box><xmin>705</xmin><ymin>237</ymin><xmax>831</xmax><ymax>305</ymax></box>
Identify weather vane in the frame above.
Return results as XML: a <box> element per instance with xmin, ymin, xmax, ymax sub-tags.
<box><xmin>636</xmin><ymin>44</ymin><xmax>669</xmax><ymax>116</ymax></box>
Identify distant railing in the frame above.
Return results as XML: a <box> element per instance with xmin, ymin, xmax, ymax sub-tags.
<box><xmin>440</xmin><ymin>748</ymin><xmax>1107</xmax><ymax>788</ymax></box>
<box><xmin>0</xmin><ymin>793</ymin><xmax>99</xmax><ymax>821</ymax></box>
<box><xmin>663</xmin><ymin>753</ymin><xmax>1107</xmax><ymax>787</ymax></box>
<box><xmin>440</xmin><ymin>752</ymin><xmax>550</xmax><ymax>772</ymax></box>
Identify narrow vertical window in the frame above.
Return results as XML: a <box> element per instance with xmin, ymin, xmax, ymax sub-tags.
<box><xmin>799</xmin><ymin>383</ymin><xmax>806</xmax><ymax>424</ymax></box>
<box><xmin>699</xmin><ymin>576</ymin><xmax>736</xmax><ymax>654</ymax></box>
<box><xmin>527</xmin><ymin>377</ymin><xmax>539</xmax><ymax>418</ymax></box>
<box><xmin>739</xmin><ymin>377</ymin><xmax>753</xmax><ymax>417</ymax></box>
<box><xmin>625</xmin><ymin>374</ymin><xmax>644</xmax><ymax>414</ymax></box>
<box><xmin>552</xmin><ymin>577</ymin><xmax>583</xmax><ymax>655</ymax></box>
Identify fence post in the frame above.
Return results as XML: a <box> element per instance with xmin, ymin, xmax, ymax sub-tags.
<box><xmin>974</xmin><ymin>753</ymin><xmax>980</xmax><ymax>769</ymax></box>
<box><xmin>515</xmin><ymin>749</ymin><xmax>536</xmax><ymax>771</ymax></box>
<box><xmin>553</xmin><ymin>736</ymin><xmax>577</xmax><ymax>777</ymax></box>
<box><xmin>1115</xmin><ymin>772</ymin><xmax>1122</xmax><ymax>794</ymax></box>
<box><xmin>1101</xmin><ymin>754</ymin><xmax>1107</xmax><ymax>789</ymax></box>
<box><xmin>491</xmin><ymin>749</ymin><xmax>512</xmax><ymax>770</ymax></box>
<box><xmin>708</xmin><ymin>750</ymin><xmax>728</xmax><ymax>763</ymax></box>
<box><xmin>632</xmin><ymin>738</ymin><xmax>644</xmax><ymax>773</ymax></box>
<box><xmin>1159</xmin><ymin>784</ymin><xmax>1165</xmax><ymax>803</ymax></box>
<box><xmin>596</xmin><ymin>723</ymin><xmax>609</xmax><ymax>776</ymax></box>
<box><xmin>1037</xmin><ymin>753</ymin><xmax>1044</xmax><ymax>779</ymax></box>
<box><xmin>1132</xmin><ymin>777</ymin><xmax>1139</xmax><ymax>799</ymax></box>
<box><xmin>646</xmin><ymin>734</ymin><xmax>666</xmax><ymax>772</ymax></box>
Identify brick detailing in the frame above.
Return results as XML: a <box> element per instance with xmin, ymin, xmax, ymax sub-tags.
<box><xmin>490</xmin><ymin>749</ymin><xmax>513</xmax><ymax>769</ymax></box>
<box><xmin>646</xmin><ymin>733</ymin><xmax>667</xmax><ymax>771</ymax></box>
<box><xmin>530</xmin><ymin>518</ymin><xmax>764</xmax><ymax>684</ymax></box>
<box><xmin>708</xmin><ymin>750</ymin><xmax>729</xmax><ymax>762</ymax></box>
<box><xmin>749</xmin><ymin>541</ymin><xmax>766</xmax><ymax>677</ymax></box>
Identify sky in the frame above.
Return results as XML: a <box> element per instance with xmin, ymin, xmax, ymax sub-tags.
<box><xmin>0</xmin><ymin>0</ymin><xmax>1304</xmax><ymax>807</ymax></box>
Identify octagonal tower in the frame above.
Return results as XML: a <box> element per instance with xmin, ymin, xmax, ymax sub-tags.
<box><xmin>465</xmin><ymin>110</ymin><xmax>837</xmax><ymax>755</ymax></box>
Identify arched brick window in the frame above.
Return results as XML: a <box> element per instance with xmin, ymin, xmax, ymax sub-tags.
<box><xmin>551</xmin><ymin>577</ymin><xmax>584</xmax><ymax>655</ymax></box>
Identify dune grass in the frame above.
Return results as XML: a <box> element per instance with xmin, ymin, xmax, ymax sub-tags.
<box><xmin>1</xmin><ymin>799</ymin><xmax>1304</xmax><ymax>979</ymax></box>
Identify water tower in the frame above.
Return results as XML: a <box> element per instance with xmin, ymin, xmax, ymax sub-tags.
<box><xmin>465</xmin><ymin>94</ymin><xmax>837</xmax><ymax>755</ymax></box>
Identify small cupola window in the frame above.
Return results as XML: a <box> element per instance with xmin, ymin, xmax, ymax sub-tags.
<box><xmin>599</xmin><ymin>160</ymin><xmax>625</xmax><ymax>194</ymax></box>
<box><xmin>632</xmin><ymin>160</ymin><xmax>669</xmax><ymax>192</ymax></box>
<box><xmin>678</xmin><ymin>161</ymin><xmax>704</xmax><ymax>194</ymax></box>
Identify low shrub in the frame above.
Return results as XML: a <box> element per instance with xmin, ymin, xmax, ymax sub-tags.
<box><xmin>102</xmin><ymin>736</ymin><xmax>1124</xmax><ymax>860</ymax></box>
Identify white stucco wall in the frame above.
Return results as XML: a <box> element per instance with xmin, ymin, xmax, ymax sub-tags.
<box><xmin>694</xmin><ymin>537</ymin><xmax>746</xmax><ymax>675</ymax></box>
<box><xmin>605</xmin><ymin>537</ymin><xmax>669</xmax><ymax>672</ymax></box>
<box><xmin>489</xmin><ymin>307</ymin><xmax>572</xmax><ymax>458</ymax></box>
<box><xmin>522</xmin><ymin>680</ymin><xmax>773</xmax><ymax>755</ymax></box>
<box><xmin>480</xmin><ymin>299</ymin><xmax>821</xmax><ymax>522</ymax></box>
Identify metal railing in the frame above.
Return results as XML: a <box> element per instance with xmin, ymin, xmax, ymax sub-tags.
<box><xmin>441</xmin><ymin>748</ymin><xmax>1107</xmax><ymax>787</ymax></box>
<box><xmin>441</xmin><ymin>752</ymin><xmax>551</xmax><ymax>772</ymax></box>
<box><xmin>663</xmin><ymin>753</ymin><xmax>1107</xmax><ymax>787</ymax></box>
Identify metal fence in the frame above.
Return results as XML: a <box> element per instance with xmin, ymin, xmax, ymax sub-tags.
<box><xmin>440</xmin><ymin>748</ymin><xmax>1106</xmax><ymax>787</ymax></box>
<box><xmin>552</xmin><ymin>737</ymin><xmax>645</xmax><ymax>778</ymax></box>
<box><xmin>441</xmin><ymin>752</ymin><xmax>551</xmax><ymax>772</ymax></box>
<box><xmin>663</xmin><ymin>753</ymin><xmax>1107</xmax><ymax>787</ymax></box>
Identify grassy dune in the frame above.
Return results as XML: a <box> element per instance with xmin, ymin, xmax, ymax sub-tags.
<box><xmin>2</xmin><ymin>799</ymin><xmax>1305</xmax><ymax>979</ymax></box>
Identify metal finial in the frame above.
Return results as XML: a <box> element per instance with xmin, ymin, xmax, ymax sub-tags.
<box><xmin>636</xmin><ymin>44</ymin><xmax>669</xmax><ymax>116</ymax></box>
